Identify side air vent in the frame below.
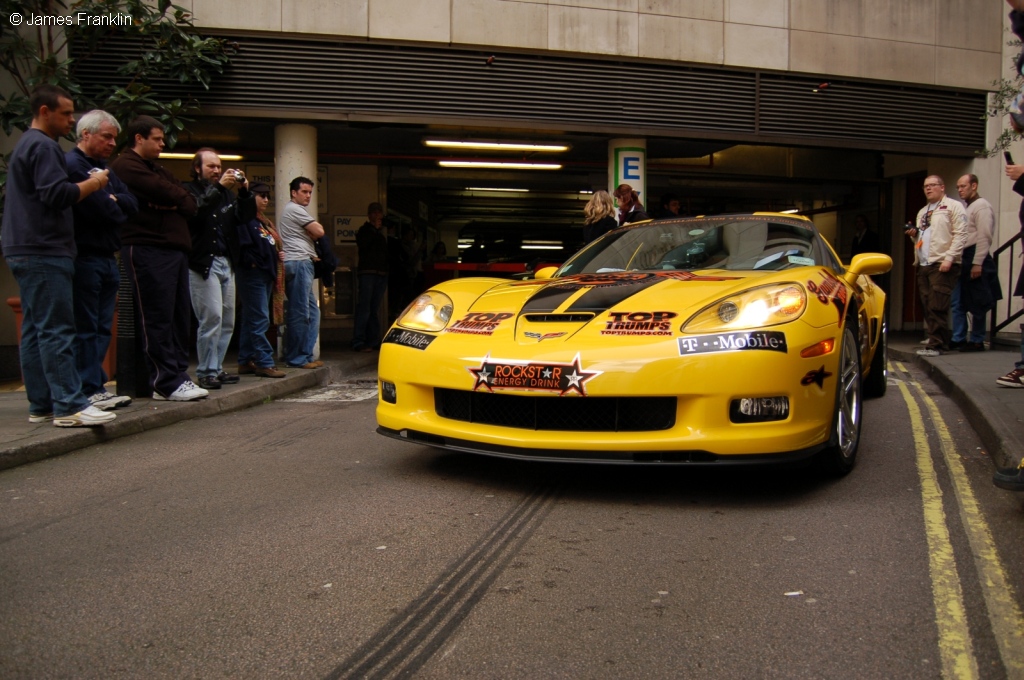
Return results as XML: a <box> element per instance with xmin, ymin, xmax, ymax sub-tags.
<box><xmin>70</xmin><ymin>35</ymin><xmax>987</xmax><ymax>156</ymax></box>
<box><xmin>523</xmin><ymin>314</ymin><xmax>595</xmax><ymax>323</ymax></box>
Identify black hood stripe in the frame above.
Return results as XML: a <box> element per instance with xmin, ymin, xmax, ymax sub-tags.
<box><xmin>566</xmin><ymin>276</ymin><xmax>663</xmax><ymax>312</ymax></box>
<box><xmin>520</xmin><ymin>271</ymin><xmax>741</xmax><ymax>315</ymax></box>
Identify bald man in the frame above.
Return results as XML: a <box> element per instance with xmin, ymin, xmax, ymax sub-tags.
<box><xmin>906</xmin><ymin>175</ymin><xmax>967</xmax><ymax>356</ymax></box>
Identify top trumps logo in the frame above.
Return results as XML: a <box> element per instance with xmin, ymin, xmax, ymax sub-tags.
<box><xmin>602</xmin><ymin>311</ymin><xmax>677</xmax><ymax>336</ymax></box>
<box><xmin>446</xmin><ymin>312</ymin><xmax>514</xmax><ymax>336</ymax></box>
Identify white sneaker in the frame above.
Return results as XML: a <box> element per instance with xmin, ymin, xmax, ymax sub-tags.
<box><xmin>153</xmin><ymin>380</ymin><xmax>209</xmax><ymax>402</ymax></box>
<box><xmin>89</xmin><ymin>391</ymin><xmax>132</xmax><ymax>410</ymax></box>
<box><xmin>54</xmin><ymin>405</ymin><xmax>116</xmax><ymax>427</ymax></box>
<box><xmin>28</xmin><ymin>412</ymin><xmax>54</xmax><ymax>423</ymax></box>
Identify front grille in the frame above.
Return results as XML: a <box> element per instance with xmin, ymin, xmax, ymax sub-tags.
<box><xmin>435</xmin><ymin>389</ymin><xmax>675</xmax><ymax>431</ymax></box>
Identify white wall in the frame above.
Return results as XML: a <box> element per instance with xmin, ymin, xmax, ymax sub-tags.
<box><xmin>184</xmin><ymin>0</ymin><xmax>1003</xmax><ymax>90</ymax></box>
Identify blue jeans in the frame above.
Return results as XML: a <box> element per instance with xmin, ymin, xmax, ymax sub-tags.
<box><xmin>950</xmin><ymin>280</ymin><xmax>986</xmax><ymax>344</ymax></box>
<box><xmin>352</xmin><ymin>273</ymin><xmax>388</xmax><ymax>350</ymax></box>
<box><xmin>73</xmin><ymin>254</ymin><xmax>119</xmax><ymax>397</ymax></box>
<box><xmin>237</xmin><ymin>266</ymin><xmax>276</xmax><ymax>368</ymax></box>
<box><xmin>284</xmin><ymin>259</ymin><xmax>320</xmax><ymax>366</ymax></box>
<box><xmin>188</xmin><ymin>256</ymin><xmax>236</xmax><ymax>378</ymax></box>
<box><xmin>6</xmin><ymin>255</ymin><xmax>88</xmax><ymax>417</ymax></box>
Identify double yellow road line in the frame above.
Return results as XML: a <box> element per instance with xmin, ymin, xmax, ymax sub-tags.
<box><xmin>893</xmin><ymin>361</ymin><xmax>1024</xmax><ymax>680</ymax></box>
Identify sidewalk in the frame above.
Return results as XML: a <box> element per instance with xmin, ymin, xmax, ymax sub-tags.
<box><xmin>0</xmin><ymin>350</ymin><xmax>379</xmax><ymax>472</ymax></box>
<box><xmin>0</xmin><ymin>336</ymin><xmax>1020</xmax><ymax>473</ymax></box>
<box><xmin>889</xmin><ymin>332</ymin><xmax>1024</xmax><ymax>470</ymax></box>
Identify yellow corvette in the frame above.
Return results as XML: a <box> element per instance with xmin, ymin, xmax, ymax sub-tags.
<box><xmin>376</xmin><ymin>214</ymin><xmax>891</xmax><ymax>475</ymax></box>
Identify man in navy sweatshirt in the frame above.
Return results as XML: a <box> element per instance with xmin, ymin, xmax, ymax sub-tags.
<box><xmin>0</xmin><ymin>85</ymin><xmax>116</xmax><ymax>427</ymax></box>
<box><xmin>66</xmin><ymin>110</ymin><xmax>138</xmax><ymax>411</ymax></box>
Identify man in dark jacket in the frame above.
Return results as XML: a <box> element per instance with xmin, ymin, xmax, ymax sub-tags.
<box><xmin>1</xmin><ymin>85</ymin><xmax>116</xmax><ymax>427</ymax></box>
<box><xmin>351</xmin><ymin>202</ymin><xmax>389</xmax><ymax>352</ymax></box>
<box><xmin>992</xmin><ymin>0</ymin><xmax>1024</xmax><ymax>490</ymax></box>
<box><xmin>184</xmin><ymin>148</ymin><xmax>255</xmax><ymax>390</ymax></box>
<box><xmin>66</xmin><ymin>110</ymin><xmax>138</xmax><ymax>411</ymax></box>
<box><xmin>110</xmin><ymin>116</ymin><xmax>206</xmax><ymax>402</ymax></box>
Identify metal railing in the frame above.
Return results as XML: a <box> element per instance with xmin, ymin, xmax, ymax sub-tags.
<box><xmin>991</xmin><ymin>231</ymin><xmax>1023</xmax><ymax>337</ymax></box>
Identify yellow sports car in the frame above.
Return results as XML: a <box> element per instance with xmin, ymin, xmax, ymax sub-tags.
<box><xmin>376</xmin><ymin>214</ymin><xmax>891</xmax><ymax>475</ymax></box>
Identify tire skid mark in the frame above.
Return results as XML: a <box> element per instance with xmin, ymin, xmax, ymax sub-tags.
<box><xmin>324</xmin><ymin>485</ymin><xmax>559</xmax><ymax>680</ymax></box>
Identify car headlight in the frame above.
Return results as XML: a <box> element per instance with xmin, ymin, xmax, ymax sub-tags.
<box><xmin>683</xmin><ymin>283</ymin><xmax>806</xmax><ymax>332</ymax></box>
<box><xmin>397</xmin><ymin>292</ymin><xmax>454</xmax><ymax>332</ymax></box>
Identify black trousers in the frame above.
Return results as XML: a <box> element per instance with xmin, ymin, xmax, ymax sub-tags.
<box><xmin>916</xmin><ymin>262</ymin><xmax>960</xmax><ymax>350</ymax></box>
<box><xmin>121</xmin><ymin>245</ymin><xmax>192</xmax><ymax>397</ymax></box>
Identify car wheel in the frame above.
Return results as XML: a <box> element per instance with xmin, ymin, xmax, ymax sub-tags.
<box><xmin>816</xmin><ymin>322</ymin><xmax>862</xmax><ymax>477</ymax></box>
<box><xmin>863</xmin><ymin>309</ymin><xmax>888</xmax><ymax>399</ymax></box>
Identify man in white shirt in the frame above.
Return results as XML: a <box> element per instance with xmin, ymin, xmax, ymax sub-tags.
<box><xmin>278</xmin><ymin>176</ymin><xmax>325</xmax><ymax>369</ymax></box>
<box><xmin>951</xmin><ymin>174</ymin><xmax>998</xmax><ymax>352</ymax></box>
<box><xmin>906</xmin><ymin>175</ymin><xmax>967</xmax><ymax>356</ymax></box>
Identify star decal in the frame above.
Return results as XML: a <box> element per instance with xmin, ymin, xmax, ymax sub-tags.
<box><xmin>800</xmin><ymin>365</ymin><xmax>833</xmax><ymax>388</ymax></box>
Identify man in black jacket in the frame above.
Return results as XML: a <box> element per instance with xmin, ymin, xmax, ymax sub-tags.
<box><xmin>184</xmin><ymin>148</ymin><xmax>255</xmax><ymax>390</ymax></box>
<box><xmin>66</xmin><ymin>110</ymin><xmax>138</xmax><ymax>411</ymax></box>
<box><xmin>992</xmin><ymin>0</ymin><xmax>1024</xmax><ymax>491</ymax></box>
<box><xmin>352</xmin><ymin>202</ymin><xmax>389</xmax><ymax>352</ymax></box>
<box><xmin>111</xmin><ymin>116</ymin><xmax>206</xmax><ymax>402</ymax></box>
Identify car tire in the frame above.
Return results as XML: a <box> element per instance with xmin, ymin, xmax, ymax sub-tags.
<box><xmin>863</xmin><ymin>308</ymin><xmax>888</xmax><ymax>399</ymax></box>
<box><xmin>816</xmin><ymin>322</ymin><xmax>862</xmax><ymax>477</ymax></box>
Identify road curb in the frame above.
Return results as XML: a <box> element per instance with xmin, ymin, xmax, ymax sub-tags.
<box><xmin>0</xmin><ymin>354</ymin><xmax>378</xmax><ymax>472</ymax></box>
<box><xmin>889</xmin><ymin>346</ymin><xmax>1022</xmax><ymax>469</ymax></box>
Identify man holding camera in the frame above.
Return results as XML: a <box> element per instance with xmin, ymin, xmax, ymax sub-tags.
<box><xmin>906</xmin><ymin>175</ymin><xmax>967</xmax><ymax>356</ymax></box>
<box><xmin>184</xmin><ymin>149</ymin><xmax>255</xmax><ymax>390</ymax></box>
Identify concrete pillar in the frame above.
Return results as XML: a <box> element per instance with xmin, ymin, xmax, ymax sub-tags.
<box><xmin>274</xmin><ymin>124</ymin><xmax>320</xmax><ymax>359</ymax></box>
<box><xmin>608</xmin><ymin>138</ymin><xmax>647</xmax><ymax>208</ymax></box>
<box><xmin>274</xmin><ymin>124</ymin><xmax>318</xmax><ymax>225</ymax></box>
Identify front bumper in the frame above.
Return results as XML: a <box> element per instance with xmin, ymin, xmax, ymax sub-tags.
<box><xmin>376</xmin><ymin>327</ymin><xmax>842</xmax><ymax>461</ymax></box>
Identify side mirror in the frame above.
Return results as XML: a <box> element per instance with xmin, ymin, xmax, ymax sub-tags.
<box><xmin>844</xmin><ymin>253</ymin><xmax>892</xmax><ymax>284</ymax></box>
<box><xmin>534</xmin><ymin>266</ymin><xmax>559</xmax><ymax>280</ymax></box>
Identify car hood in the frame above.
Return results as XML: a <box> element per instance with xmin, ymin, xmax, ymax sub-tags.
<box><xmin>451</xmin><ymin>270</ymin><xmax>780</xmax><ymax>343</ymax></box>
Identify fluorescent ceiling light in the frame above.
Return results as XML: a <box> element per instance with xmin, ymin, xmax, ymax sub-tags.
<box><xmin>439</xmin><ymin>160</ymin><xmax>562</xmax><ymax>170</ymax></box>
<box><xmin>521</xmin><ymin>245</ymin><xmax>565</xmax><ymax>250</ymax></box>
<box><xmin>425</xmin><ymin>140</ymin><xmax>568</xmax><ymax>152</ymax></box>
<box><xmin>780</xmin><ymin>209</ymin><xmax>800</xmax><ymax>214</ymax></box>
<box><xmin>465</xmin><ymin>187</ymin><xmax>530</xmax><ymax>192</ymax></box>
<box><xmin>159</xmin><ymin>152</ymin><xmax>244</xmax><ymax>161</ymax></box>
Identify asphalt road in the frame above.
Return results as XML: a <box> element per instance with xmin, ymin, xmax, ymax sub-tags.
<box><xmin>1</xmin><ymin>365</ymin><xmax>1022</xmax><ymax>679</ymax></box>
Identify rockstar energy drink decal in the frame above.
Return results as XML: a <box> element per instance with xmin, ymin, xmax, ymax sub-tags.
<box><xmin>469</xmin><ymin>353</ymin><xmax>601</xmax><ymax>395</ymax></box>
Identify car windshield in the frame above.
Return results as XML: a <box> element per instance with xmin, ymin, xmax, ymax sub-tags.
<box><xmin>557</xmin><ymin>217</ymin><xmax>824</xmax><ymax>276</ymax></box>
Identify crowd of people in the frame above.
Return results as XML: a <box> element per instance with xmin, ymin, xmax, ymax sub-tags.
<box><xmin>0</xmin><ymin>84</ymin><xmax>334</xmax><ymax>426</ymax></box>
<box><xmin>3</xmin><ymin>80</ymin><xmax>1023</xmax><ymax>491</ymax></box>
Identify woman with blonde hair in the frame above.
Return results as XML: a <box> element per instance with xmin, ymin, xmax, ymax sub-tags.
<box><xmin>583</xmin><ymin>190</ymin><xmax>618</xmax><ymax>243</ymax></box>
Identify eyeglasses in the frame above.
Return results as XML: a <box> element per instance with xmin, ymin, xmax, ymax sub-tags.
<box><xmin>256</xmin><ymin>192</ymin><xmax>270</xmax><ymax>198</ymax></box>
<box><xmin>923</xmin><ymin>183</ymin><xmax>942</xmax><ymax>188</ymax></box>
